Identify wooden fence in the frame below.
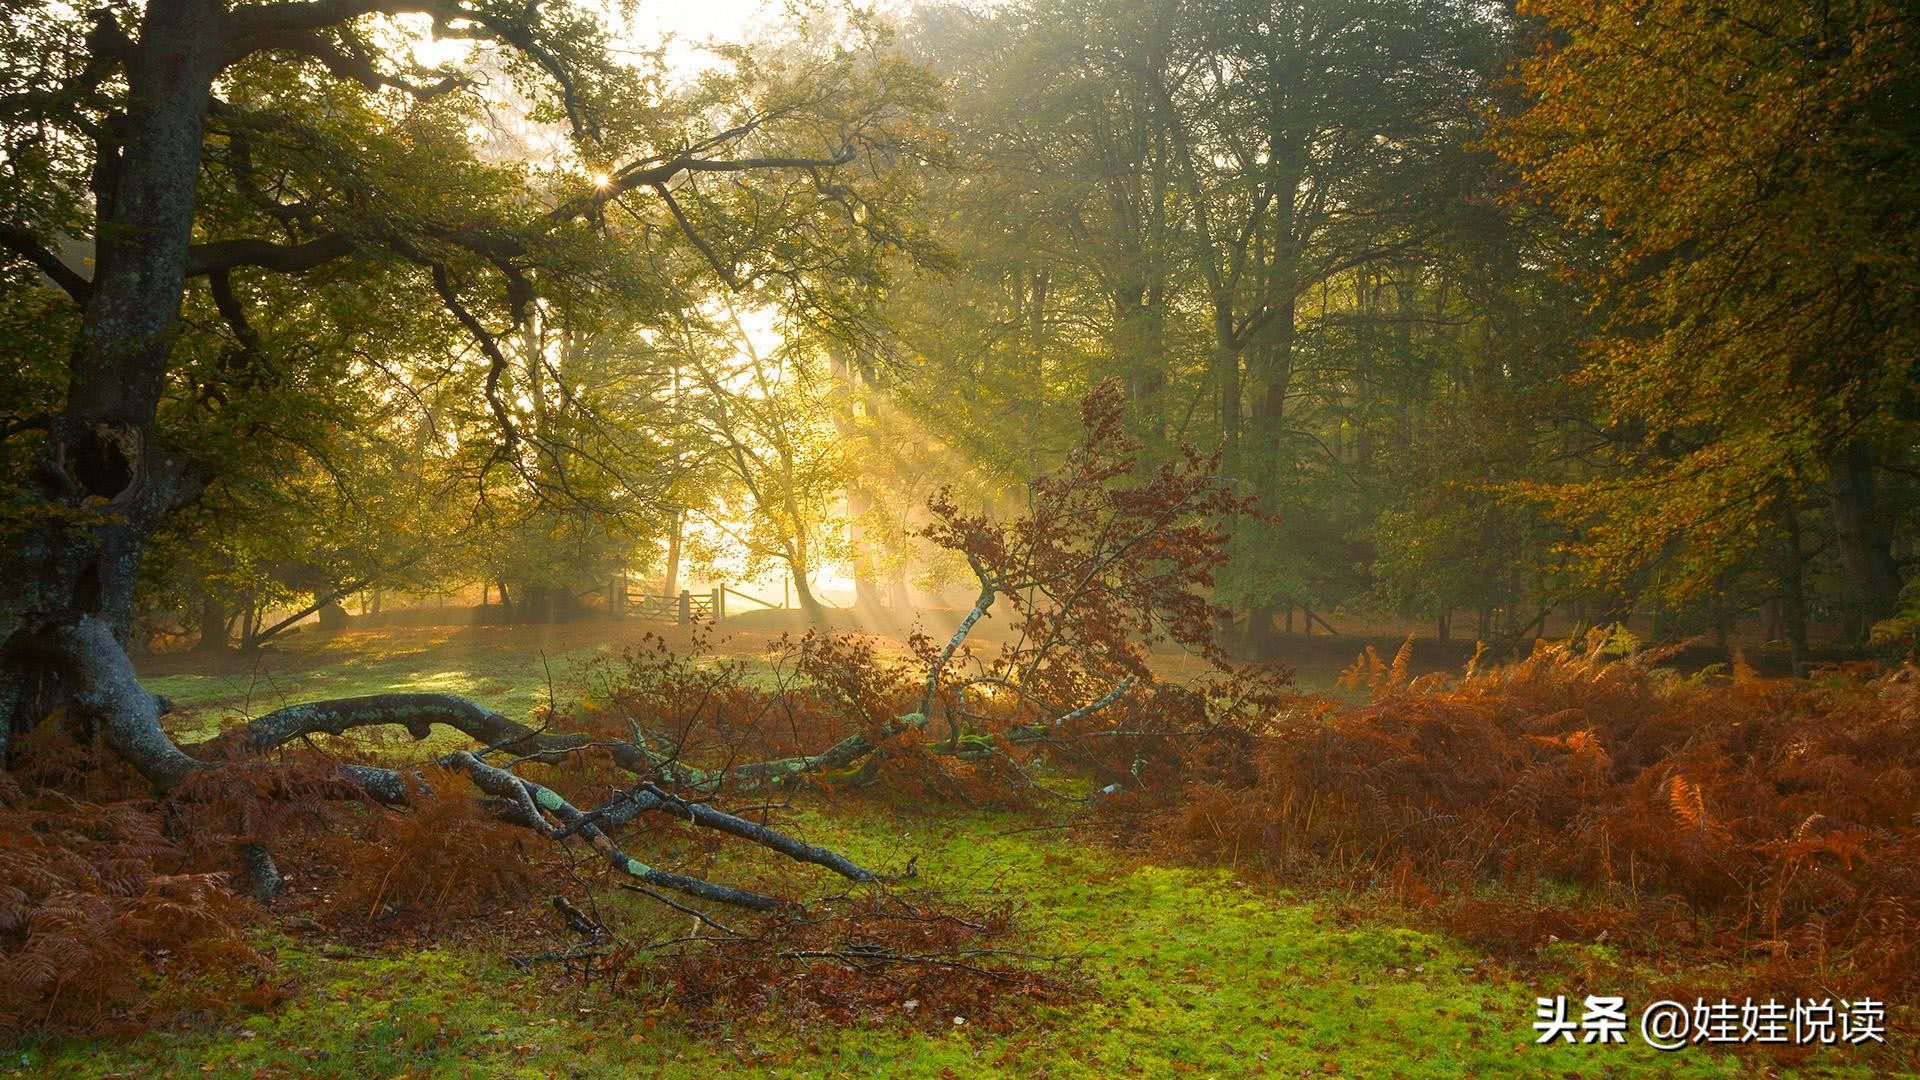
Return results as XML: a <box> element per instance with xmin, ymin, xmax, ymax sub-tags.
<box><xmin>610</xmin><ymin>580</ymin><xmax>797</xmax><ymax>624</ymax></box>
<box><xmin>618</xmin><ymin>588</ymin><xmax>720</xmax><ymax>624</ymax></box>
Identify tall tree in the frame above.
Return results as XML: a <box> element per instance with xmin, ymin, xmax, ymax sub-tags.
<box><xmin>669</xmin><ymin>301</ymin><xmax>851</xmax><ymax>623</ymax></box>
<box><xmin>1149</xmin><ymin>0</ymin><xmax>1490</xmax><ymax>653</ymax></box>
<box><xmin>0</xmin><ymin>0</ymin><xmax>935</xmax><ymax>768</ymax></box>
<box><xmin>1495</xmin><ymin>0</ymin><xmax>1919</xmax><ymax>628</ymax></box>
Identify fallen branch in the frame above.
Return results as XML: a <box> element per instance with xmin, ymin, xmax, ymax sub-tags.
<box><xmin>178</xmin><ymin>693</ymin><xmax>894</xmax><ymax>913</ymax></box>
<box><xmin>447</xmin><ymin>751</ymin><xmax>788</xmax><ymax>911</ymax></box>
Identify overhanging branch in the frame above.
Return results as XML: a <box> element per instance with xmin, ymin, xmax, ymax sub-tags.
<box><xmin>0</xmin><ymin>224</ymin><xmax>91</xmax><ymax>302</ymax></box>
<box><xmin>248</xmin><ymin>28</ymin><xmax>466</xmax><ymax>98</ymax></box>
<box><xmin>185</xmin><ymin>234</ymin><xmax>356</xmax><ymax>277</ymax></box>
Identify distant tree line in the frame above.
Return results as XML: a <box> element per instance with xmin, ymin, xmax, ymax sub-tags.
<box><xmin>1</xmin><ymin>0</ymin><xmax>1911</xmax><ymax>677</ymax></box>
<box><xmin>868</xmin><ymin>0</ymin><xmax>1918</xmax><ymax>663</ymax></box>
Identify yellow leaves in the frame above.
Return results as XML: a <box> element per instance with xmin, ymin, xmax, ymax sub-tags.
<box><xmin>1388</xmin><ymin>636</ymin><xmax>1413</xmax><ymax>689</ymax></box>
<box><xmin>1667</xmin><ymin>774</ymin><xmax>1706</xmax><ymax>829</ymax></box>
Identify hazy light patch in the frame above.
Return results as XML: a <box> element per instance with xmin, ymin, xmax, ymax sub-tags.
<box><xmin>616</xmin><ymin>0</ymin><xmax>779</xmax><ymax>81</ymax></box>
<box><xmin>405</xmin><ymin>669</ymin><xmax>490</xmax><ymax>696</ymax></box>
<box><xmin>396</xmin><ymin>13</ymin><xmax>470</xmax><ymax>69</ymax></box>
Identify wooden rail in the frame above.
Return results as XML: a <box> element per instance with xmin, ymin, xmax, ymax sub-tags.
<box><xmin>721</xmin><ymin>585</ymin><xmax>782</xmax><ymax>610</ymax></box>
<box><xmin>619</xmin><ymin>588</ymin><xmax>720</xmax><ymax>625</ymax></box>
<box><xmin>607</xmin><ymin>581</ymin><xmax>794</xmax><ymax>624</ymax></box>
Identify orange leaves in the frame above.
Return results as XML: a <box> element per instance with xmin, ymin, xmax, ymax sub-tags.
<box><xmin>1667</xmin><ymin>775</ymin><xmax>1707</xmax><ymax>829</ymax></box>
<box><xmin>1526</xmin><ymin>728</ymin><xmax>1603</xmax><ymax>759</ymax></box>
<box><xmin>1765</xmin><ymin>814</ymin><xmax>1870</xmax><ymax>871</ymax></box>
<box><xmin>1114</xmin><ymin>641</ymin><xmax>1920</xmax><ymax>994</ymax></box>
<box><xmin>316</xmin><ymin>765</ymin><xmax>539</xmax><ymax>929</ymax></box>
<box><xmin>1389</xmin><ymin>636</ymin><xmax>1414</xmax><ymax>689</ymax></box>
<box><xmin>0</xmin><ymin>727</ymin><xmax>267</xmax><ymax>1036</ymax></box>
<box><xmin>1336</xmin><ymin>636</ymin><xmax>1419</xmax><ymax>700</ymax></box>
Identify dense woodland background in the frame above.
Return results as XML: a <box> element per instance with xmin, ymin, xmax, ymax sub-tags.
<box><xmin>5</xmin><ymin>0</ymin><xmax>1913</xmax><ymax>669</ymax></box>
<box><xmin>2</xmin><ymin>0</ymin><xmax>1918</xmax><ymax>1071</ymax></box>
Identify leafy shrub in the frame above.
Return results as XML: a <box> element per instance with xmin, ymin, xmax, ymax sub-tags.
<box><xmin>0</xmin><ymin>728</ymin><xmax>265</xmax><ymax>1035</ymax></box>
<box><xmin>1129</xmin><ymin>632</ymin><xmax>1920</xmax><ymax>994</ymax></box>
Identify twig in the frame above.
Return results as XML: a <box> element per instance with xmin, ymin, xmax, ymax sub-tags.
<box><xmin>613</xmin><ymin>881</ymin><xmax>740</xmax><ymax>937</ymax></box>
<box><xmin>990</xmin><ymin>820</ymin><xmax>1096</xmax><ymax>838</ymax></box>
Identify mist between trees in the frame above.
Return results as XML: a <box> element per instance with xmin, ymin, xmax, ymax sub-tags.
<box><xmin>0</xmin><ymin>0</ymin><xmax>1915</xmax><ymax>1064</ymax></box>
<box><xmin>5</xmin><ymin>0</ymin><xmax>1912</xmax><ymax>681</ymax></box>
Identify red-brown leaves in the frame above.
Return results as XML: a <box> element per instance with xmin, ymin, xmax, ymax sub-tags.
<box><xmin>0</xmin><ymin>722</ymin><xmax>554</xmax><ymax>1035</ymax></box>
<box><xmin>311</xmin><ymin>765</ymin><xmax>540</xmax><ymax>929</ymax></box>
<box><xmin>0</xmin><ymin>382</ymin><xmax>1266</xmax><ymax>1036</ymax></box>
<box><xmin>574</xmin><ymin>383</ymin><xmax>1273</xmax><ymax>808</ymax></box>
<box><xmin>0</xmin><ymin>729</ymin><xmax>266</xmax><ymax>1035</ymax></box>
<box><xmin>922</xmin><ymin>380</ymin><xmax>1253</xmax><ymax>702</ymax></box>
<box><xmin>905</xmin><ymin>380</ymin><xmax>1277</xmax><ymax>794</ymax></box>
<box><xmin>617</xmin><ymin>893</ymin><xmax>1072</xmax><ymax>1031</ymax></box>
<box><xmin>1123</xmin><ymin>637</ymin><xmax>1920</xmax><ymax>995</ymax></box>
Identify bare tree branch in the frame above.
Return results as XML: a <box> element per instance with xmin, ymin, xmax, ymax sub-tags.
<box><xmin>653</xmin><ymin>183</ymin><xmax>737</xmax><ymax>287</ymax></box>
<box><xmin>0</xmin><ymin>224</ymin><xmax>91</xmax><ymax>301</ymax></box>
<box><xmin>185</xmin><ymin>234</ymin><xmax>356</xmax><ymax>277</ymax></box>
<box><xmin>206</xmin><ymin>268</ymin><xmax>260</xmax><ymax>356</ymax></box>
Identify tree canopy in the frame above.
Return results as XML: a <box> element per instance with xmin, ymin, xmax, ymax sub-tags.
<box><xmin>4</xmin><ymin>0</ymin><xmax>1920</xmax><ymax>1060</ymax></box>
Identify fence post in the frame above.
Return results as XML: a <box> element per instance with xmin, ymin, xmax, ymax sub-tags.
<box><xmin>678</xmin><ymin>590</ymin><xmax>691</xmax><ymax>625</ymax></box>
<box><xmin>710</xmin><ymin>588</ymin><xmax>721</xmax><ymax>624</ymax></box>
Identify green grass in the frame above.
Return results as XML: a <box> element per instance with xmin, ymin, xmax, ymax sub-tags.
<box><xmin>137</xmin><ymin>623</ymin><xmax>783</xmax><ymax>744</ymax></box>
<box><xmin>12</xmin><ymin>627</ymin><xmax>1900</xmax><ymax>1077</ymax></box>
<box><xmin>140</xmin><ymin>627</ymin><xmax>614</xmax><ymax>737</ymax></box>
<box><xmin>19</xmin><ymin>801</ymin><xmax>1880</xmax><ymax>1078</ymax></box>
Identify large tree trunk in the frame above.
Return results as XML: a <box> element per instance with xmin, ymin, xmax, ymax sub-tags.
<box><xmin>823</xmin><ymin>346</ymin><xmax>887</xmax><ymax>624</ymax></box>
<box><xmin>1116</xmin><ymin>288</ymin><xmax>1166</xmax><ymax>447</ymax></box>
<box><xmin>844</xmin><ymin>484</ymin><xmax>886</xmax><ymax>621</ymax></box>
<box><xmin>790</xmin><ymin>568</ymin><xmax>827</xmax><ymax>624</ymax></box>
<box><xmin>2</xmin><ymin>0</ymin><xmax>220</xmax><ymax>754</ymax></box>
<box><xmin>1211</xmin><ymin>332</ymin><xmax>1245</xmax><ymax>650</ymax></box>
<box><xmin>193</xmin><ymin>591</ymin><xmax>231</xmax><ymax>656</ymax></box>
<box><xmin>1776</xmin><ymin>505</ymin><xmax>1812</xmax><ymax>677</ymax></box>
<box><xmin>1241</xmin><ymin>230</ymin><xmax>1296</xmax><ymax>661</ymax></box>
<box><xmin>1828</xmin><ymin>440</ymin><xmax>1904</xmax><ymax>630</ymax></box>
<box><xmin>13</xmin><ymin>616</ymin><xmax>207</xmax><ymax>789</ymax></box>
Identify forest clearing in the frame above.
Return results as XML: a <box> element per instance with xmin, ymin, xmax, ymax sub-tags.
<box><xmin>2</xmin><ymin>0</ymin><xmax>1916</xmax><ymax>1074</ymax></box>
<box><xmin>8</xmin><ymin>619</ymin><xmax>1915</xmax><ymax>1077</ymax></box>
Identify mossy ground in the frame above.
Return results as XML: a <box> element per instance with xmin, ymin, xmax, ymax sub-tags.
<box><xmin>136</xmin><ymin>623</ymin><xmax>710</xmax><ymax>739</ymax></box>
<box><xmin>8</xmin><ymin>628</ymin><xmax>1903</xmax><ymax>1077</ymax></box>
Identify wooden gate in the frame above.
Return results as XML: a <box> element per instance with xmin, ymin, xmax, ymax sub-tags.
<box><xmin>619</xmin><ymin>588</ymin><xmax>719</xmax><ymax>624</ymax></box>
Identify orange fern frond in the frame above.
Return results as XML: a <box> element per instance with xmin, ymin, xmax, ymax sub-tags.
<box><xmin>1668</xmin><ymin>775</ymin><xmax>1706</xmax><ymax>828</ymax></box>
<box><xmin>1389</xmin><ymin>636</ymin><xmax>1415</xmax><ymax>688</ymax></box>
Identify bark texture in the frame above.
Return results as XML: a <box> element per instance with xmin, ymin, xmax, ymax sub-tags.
<box><xmin>3</xmin><ymin>0</ymin><xmax>222</xmax><ymax>745</ymax></box>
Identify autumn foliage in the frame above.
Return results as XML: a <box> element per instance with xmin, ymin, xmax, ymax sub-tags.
<box><xmin>1128</xmin><ymin>632</ymin><xmax>1920</xmax><ymax>996</ymax></box>
<box><xmin>0</xmin><ymin>728</ymin><xmax>266</xmax><ymax>1035</ymax></box>
<box><xmin>621</xmin><ymin>892</ymin><xmax>1069</xmax><ymax>1032</ymax></box>
<box><xmin>1492</xmin><ymin>0</ymin><xmax>1919</xmax><ymax>598</ymax></box>
<box><xmin>16</xmin><ymin>375</ymin><xmax>1916</xmax><ymax>1051</ymax></box>
<box><xmin>0</xmin><ymin>382</ymin><xmax>1237</xmax><ymax>1035</ymax></box>
<box><xmin>0</xmin><ymin>719</ymin><xmax>566</xmax><ymax>1035</ymax></box>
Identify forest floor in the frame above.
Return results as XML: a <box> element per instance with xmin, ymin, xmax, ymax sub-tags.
<box><xmin>128</xmin><ymin>612</ymin><xmax>1467</xmax><ymax>722</ymax></box>
<box><xmin>7</xmin><ymin>626</ymin><xmax>1902</xmax><ymax>1077</ymax></box>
